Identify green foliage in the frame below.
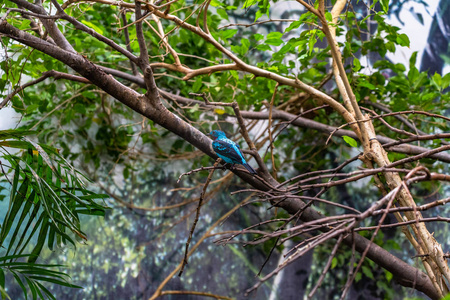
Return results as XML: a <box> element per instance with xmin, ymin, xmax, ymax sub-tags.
<box><xmin>0</xmin><ymin>130</ymin><xmax>108</xmax><ymax>298</ymax></box>
<box><xmin>0</xmin><ymin>254</ymin><xmax>82</xmax><ymax>300</ymax></box>
<box><xmin>342</xmin><ymin>136</ymin><xmax>358</xmax><ymax>148</ymax></box>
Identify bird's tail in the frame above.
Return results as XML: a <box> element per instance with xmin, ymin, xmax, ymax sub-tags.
<box><xmin>243</xmin><ymin>163</ymin><xmax>256</xmax><ymax>174</ymax></box>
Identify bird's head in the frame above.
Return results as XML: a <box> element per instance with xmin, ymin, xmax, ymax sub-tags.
<box><xmin>208</xmin><ymin>130</ymin><xmax>226</xmax><ymax>140</ymax></box>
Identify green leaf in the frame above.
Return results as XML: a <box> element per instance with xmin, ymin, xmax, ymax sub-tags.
<box><xmin>14</xmin><ymin>202</ymin><xmax>42</xmax><ymax>256</ymax></box>
<box><xmin>0</xmin><ymin>284</ymin><xmax>10</xmax><ymax>300</ymax></box>
<box><xmin>5</xmin><ymin>190</ymin><xmax>35</xmax><ymax>256</ymax></box>
<box><xmin>362</xmin><ymin>265</ymin><xmax>374</xmax><ymax>280</ymax></box>
<box><xmin>342</xmin><ymin>136</ymin><xmax>358</xmax><ymax>147</ymax></box>
<box><xmin>241</xmin><ymin>38</ymin><xmax>250</xmax><ymax>54</ymax></box>
<box><xmin>35</xmin><ymin>281</ymin><xmax>56</xmax><ymax>300</ymax></box>
<box><xmin>33</xmin><ymin>279</ymin><xmax>43</xmax><ymax>300</ymax></box>
<box><xmin>0</xmin><ymin>79</ymin><xmax>6</xmax><ymax>92</ymax></box>
<box><xmin>243</xmin><ymin>0</ymin><xmax>257</xmax><ymax>9</ymax></box>
<box><xmin>75</xmin><ymin>209</ymin><xmax>105</xmax><ymax>216</ymax></box>
<box><xmin>220</xmin><ymin>29</ymin><xmax>238</xmax><ymax>40</ymax></box>
<box><xmin>266</xmin><ymin>32</ymin><xmax>283</xmax><ymax>39</ymax></box>
<box><xmin>412</xmin><ymin>72</ymin><xmax>427</xmax><ymax>90</ymax></box>
<box><xmin>408</xmin><ymin>67</ymin><xmax>419</xmax><ymax>83</ymax></box>
<box><xmin>11</xmin><ymin>164</ymin><xmax>20</xmax><ymax>202</ymax></box>
<box><xmin>10</xmin><ymin>270</ymin><xmax>28</xmax><ymax>300</ymax></box>
<box><xmin>256</xmin><ymin>44</ymin><xmax>271</xmax><ymax>51</ymax></box>
<box><xmin>285</xmin><ymin>21</ymin><xmax>302</xmax><ymax>33</ymax></box>
<box><xmin>192</xmin><ymin>77</ymin><xmax>202</xmax><ymax>92</ymax></box>
<box><xmin>352</xmin><ymin>57</ymin><xmax>361</xmax><ymax>72</ymax></box>
<box><xmin>331</xmin><ymin>257</ymin><xmax>338</xmax><ymax>269</ymax></box>
<box><xmin>73</xmin><ymin>103</ymin><xmax>86</xmax><ymax>115</ymax></box>
<box><xmin>26</xmin><ymin>104</ymin><xmax>39</xmax><ymax>114</ymax></box>
<box><xmin>0</xmin><ymin>140</ymin><xmax>32</xmax><ymax>149</ymax></box>
<box><xmin>385</xmin><ymin>41</ymin><xmax>395</xmax><ymax>53</ymax></box>
<box><xmin>380</xmin><ymin>0</ymin><xmax>389</xmax><ymax>13</ymax></box>
<box><xmin>0</xmin><ymin>269</ymin><xmax>4</xmax><ymax>288</ymax></box>
<box><xmin>23</xmin><ymin>138</ymin><xmax>58</xmax><ymax>178</ymax></box>
<box><xmin>209</xmin><ymin>0</ymin><xmax>221</xmax><ymax>7</ymax></box>
<box><xmin>432</xmin><ymin>73</ymin><xmax>442</xmax><ymax>89</ymax></box>
<box><xmin>255</xmin><ymin>9</ymin><xmax>263</xmax><ymax>21</ymax></box>
<box><xmin>409</xmin><ymin>51</ymin><xmax>418</xmax><ymax>69</ymax></box>
<box><xmin>265</xmin><ymin>38</ymin><xmax>283</xmax><ymax>46</ymax></box>
<box><xmin>36</xmin><ymin>281</ymin><xmax>57</xmax><ymax>300</ymax></box>
<box><xmin>385</xmin><ymin>270</ymin><xmax>393</xmax><ymax>282</ymax></box>
<box><xmin>29</xmin><ymin>276</ymin><xmax>82</xmax><ymax>288</ymax></box>
<box><xmin>396</xmin><ymin>33</ymin><xmax>410</xmax><ymax>47</ymax></box>
<box><xmin>358</xmin><ymin>81</ymin><xmax>376</xmax><ymax>89</ymax></box>
<box><xmin>28</xmin><ymin>219</ymin><xmax>49</xmax><ymax>263</ymax></box>
<box><xmin>442</xmin><ymin>73</ymin><xmax>450</xmax><ymax>90</ymax></box>
<box><xmin>253</xmin><ymin>33</ymin><xmax>264</xmax><ymax>41</ymax></box>
<box><xmin>216</xmin><ymin>9</ymin><xmax>229</xmax><ymax>21</ymax></box>
<box><xmin>308</xmin><ymin>30</ymin><xmax>317</xmax><ymax>55</ymax></box>
<box><xmin>0</xmin><ymin>178</ymin><xmax>29</xmax><ymax>248</ymax></box>
<box><xmin>18</xmin><ymin>20</ymin><xmax>31</xmax><ymax>30</ymax></box>
<box><xmin>229</xmin><ymin>70</ymin><xmax>239</xmax><ymax>80</ymax></box>
<box><xmin>47</xmin><ymin>224</ymin><xmax>56</xmax><ymax>251</ymax></box>
<box><xmin>81</xmin><ymin>20</ymin><xmax>104</xmax><ymax>35</ymax></box>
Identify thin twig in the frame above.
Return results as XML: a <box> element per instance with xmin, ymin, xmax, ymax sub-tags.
<box><xmin>178</xmin><ymin>159</ymin><xmax>219</xmax><ymax>276</ymax></box>
<box><xmin>218</xmin><ymin>19</ymin><xmax>297</xmax><ymax>29</ymax></box>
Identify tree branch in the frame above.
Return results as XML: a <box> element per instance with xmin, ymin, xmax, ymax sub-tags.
<box><xmin>9</xmin><ymin>0</ymin><xmax>75</xmax><ymax>52</ymax></box>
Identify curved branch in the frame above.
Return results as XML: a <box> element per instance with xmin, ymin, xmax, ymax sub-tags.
<box><xmin>0</xmin><ymin>70</ymin><xmax>90</xmax><ymax>109</ymax></box>
<box><xmin>149</xmin><ymin>62</ymin><xmax>240</xmax><ymax>80</ymax></box>
<box><xmin>50</xmin><ymin>0</ymin><xmax>139</xmax><ymax>64</ymax></box>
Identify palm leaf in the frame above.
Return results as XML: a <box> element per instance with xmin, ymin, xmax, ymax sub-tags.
<box><xmin>0</xmin><ymin>129</ymin><xmax>109</xmax><ymax>297</ymax></box>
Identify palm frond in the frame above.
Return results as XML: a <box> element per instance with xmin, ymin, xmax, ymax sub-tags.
<box><xmin>0</xmin><ymin>129</ymin><xmax>109</xmax><ymax>298</ymax></box>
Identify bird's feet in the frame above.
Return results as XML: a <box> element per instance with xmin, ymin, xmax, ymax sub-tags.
<box><xmin>222</xmin><ymin>163</ymin><xmax>236</xmax><ymax>171</ymax></box>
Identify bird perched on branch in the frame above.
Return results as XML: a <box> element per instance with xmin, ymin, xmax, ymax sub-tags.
<box><xmin>209</xmin><ymin>130</ymin><xmax>256</xmax><ymax>174</ymax></box>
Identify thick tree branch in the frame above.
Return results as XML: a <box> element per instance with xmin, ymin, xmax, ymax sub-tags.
<box><xmin>49</xmin><ymin>0</ymin><xmax>139</xmax><ymax>64</ymax></box>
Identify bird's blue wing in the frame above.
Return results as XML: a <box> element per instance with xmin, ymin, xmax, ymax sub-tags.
<box><xmin>235</xmin><ymin>143</ymin><xmax>247</xmax><ymax>160</ymax></box>
<box><xmin>212</xmin><ymin>140</ymin><xmax>244</xmax><ymax>164</ymax></box>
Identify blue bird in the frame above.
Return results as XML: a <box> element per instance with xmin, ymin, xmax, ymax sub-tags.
<box><xmin>209</xmin><ymin>130</ymin><xmax>256</xmax><ymax>174</ymax></box>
